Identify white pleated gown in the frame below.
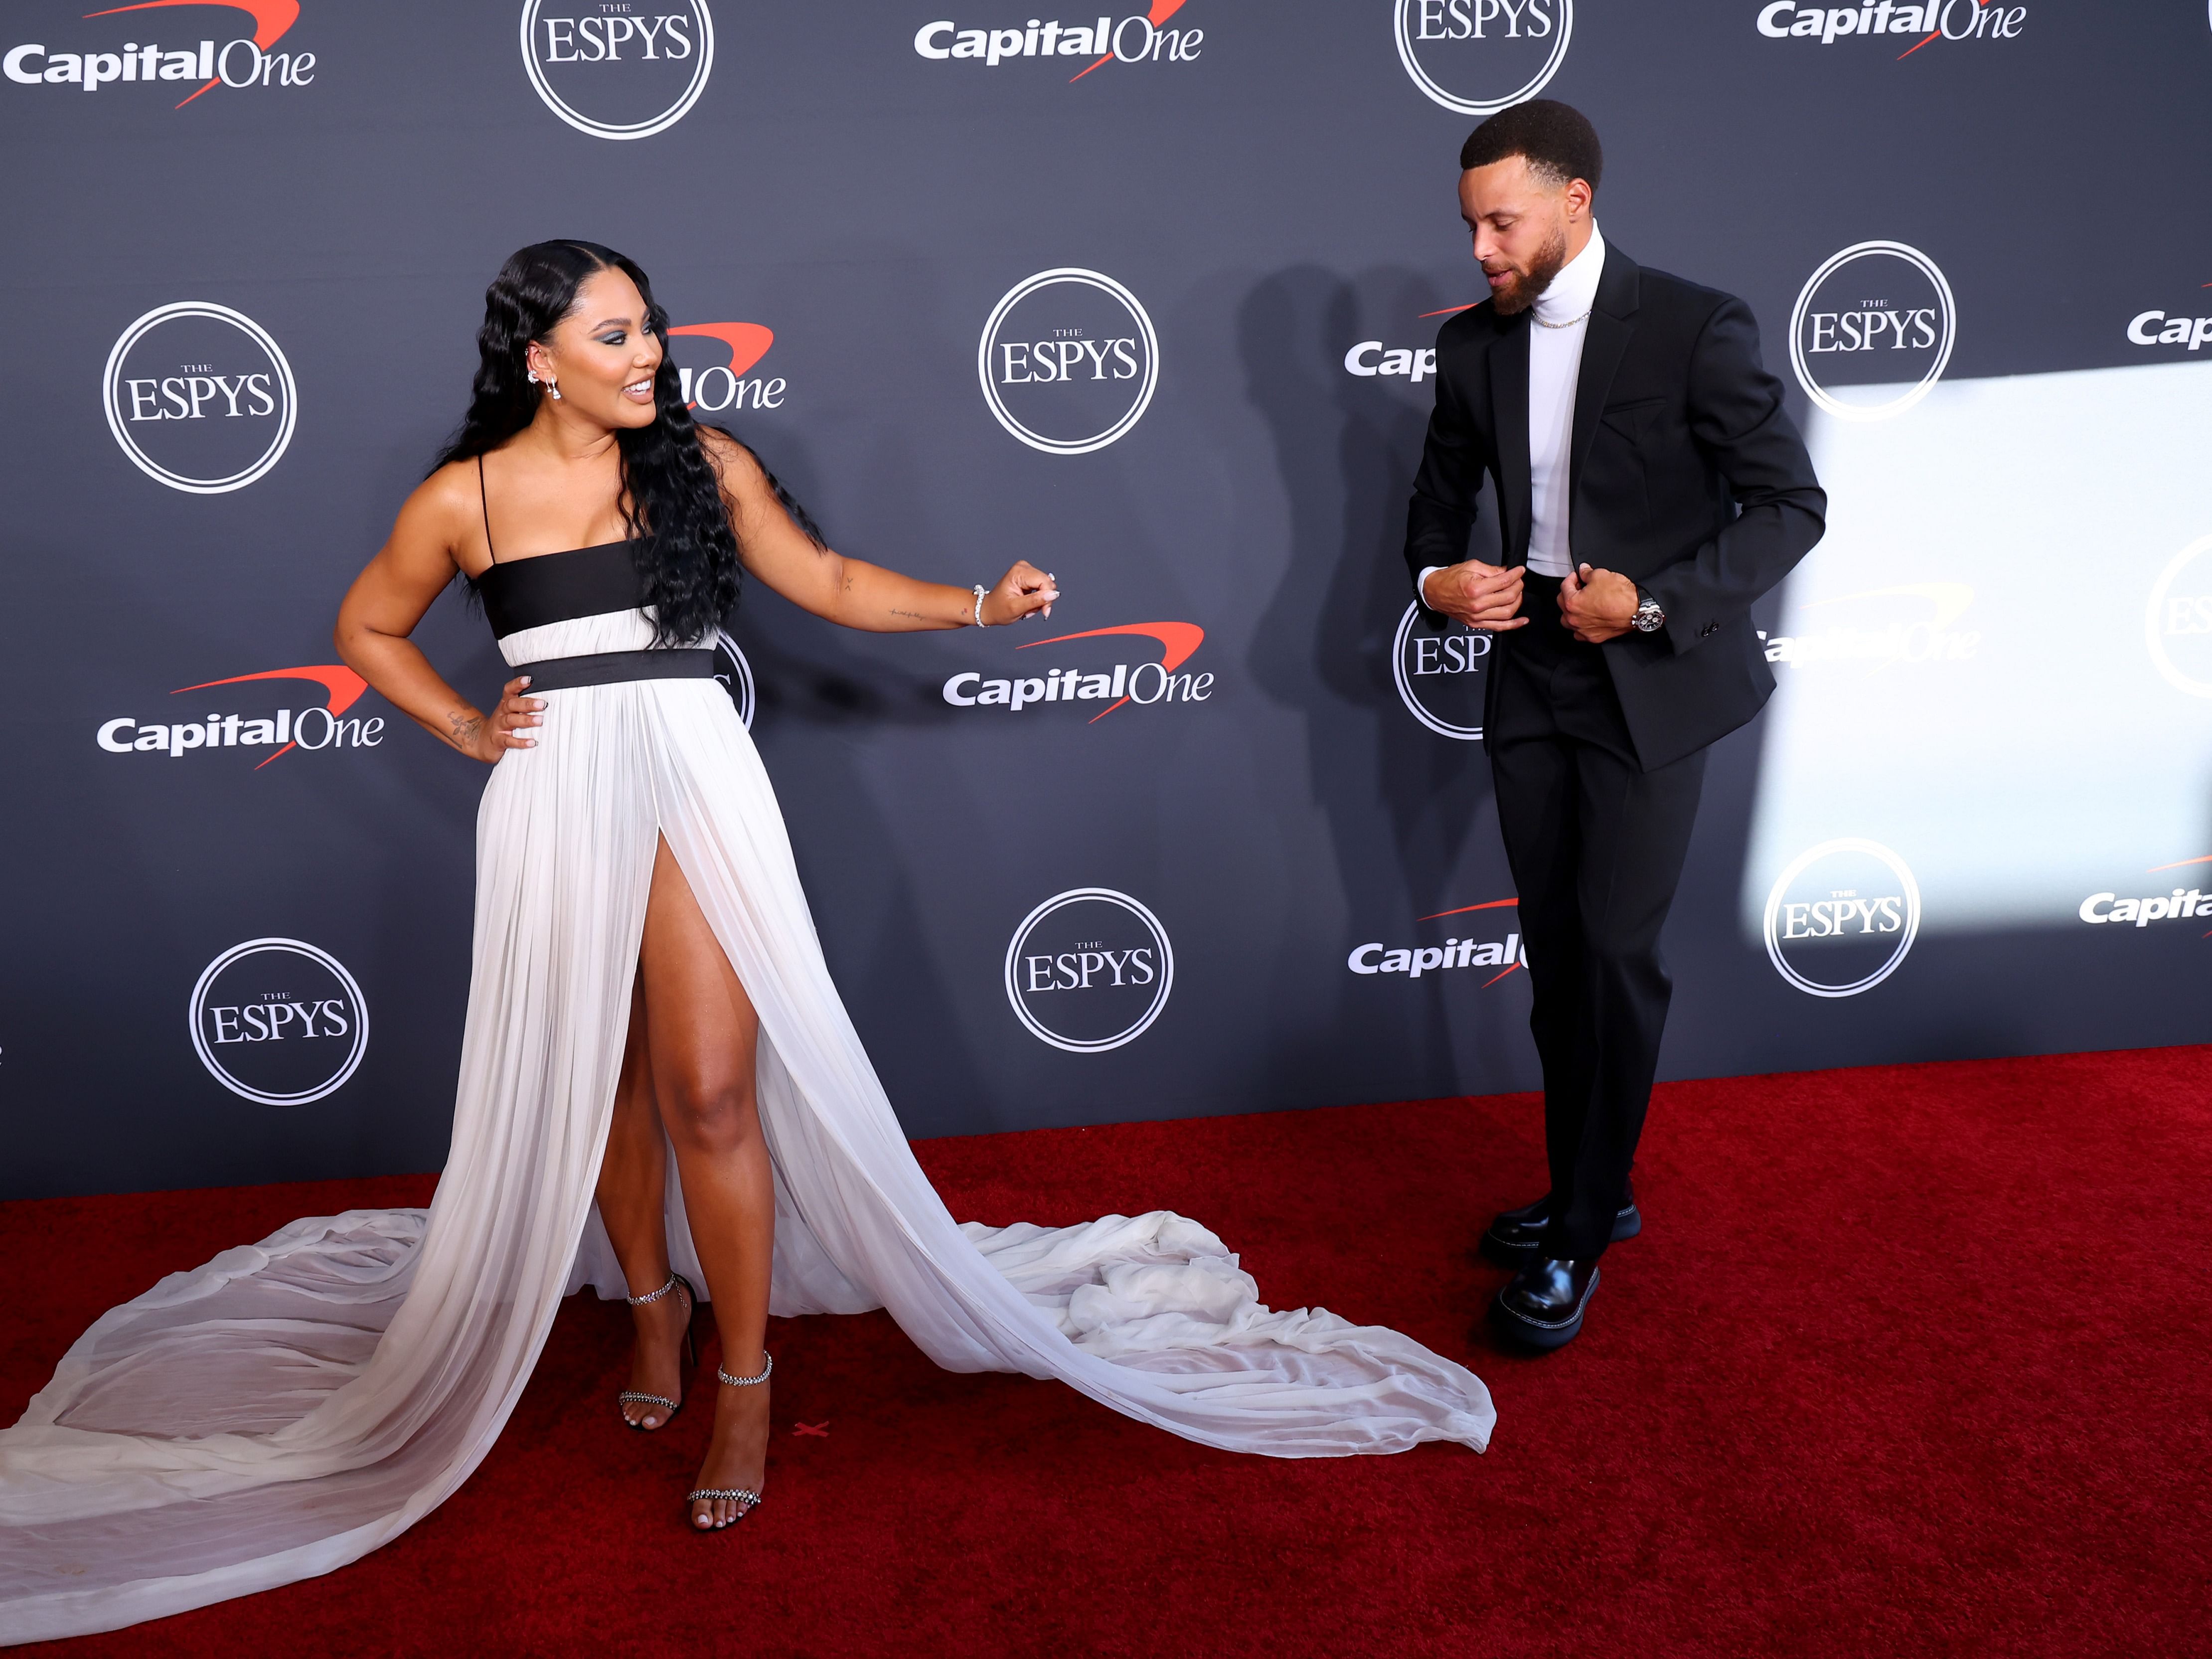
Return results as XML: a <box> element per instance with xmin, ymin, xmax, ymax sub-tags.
<box><xmin>0</xmin><ymin>595</ymin><xmax>1494</xmax><ymax>1646</ymax></box>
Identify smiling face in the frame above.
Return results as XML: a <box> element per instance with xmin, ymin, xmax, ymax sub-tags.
<box><xmin>1458</xmin><ymin>154</ymin><xmax>1591</xmax><ymax>317</ymax></box>
<box><xmin>523</xmin><ymin>266</ymin><xmax>664</xmax><ymax>430</ymax></box>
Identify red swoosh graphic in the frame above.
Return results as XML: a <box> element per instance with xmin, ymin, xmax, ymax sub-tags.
<box><xmin>87</xmin><ymin>1</ymin><xmax>300</xmax><ymax>107</ymax></box>
<box><xmin>174</xmin><ymin>663</ymin><xmax>365</xmax><ymax>769</ymax></box>
<box><xmin>1071</xmin><ymin>0</ymin><xmax>1187</xmax><ymax>81</ymax></box>
<box><xmin>1419</xmin><ymin>304</ymin><xmax>1478</xmax><ymax>319</ymax></box>
<box><xmin>2147</xmin><ymin>855</ymin><xmax>2212</xmax><ymax>872</ymax></box>
<box><xmin>669</xmin><ymin>322</ymin><xmax>775</xmax><ymax>386</ymax></box>
<box><xmin>1419</xmin><ymin>897</ymin><xmax>1518</xmax><ymax>921</ymax></box>
<box><xmin>1020</xmin><ymin>621</ymin><xmax>1204</xmax><ymax>722</ymax></box>
<box><xmin>1897</xmin><ymin>0</ymin><xmax>1985</xmax><ymax>59</ymax></box>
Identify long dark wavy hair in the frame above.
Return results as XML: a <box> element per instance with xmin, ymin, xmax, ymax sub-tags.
<box><xmin>433</xmin><ymin>239</ymin><xmax>820</xmax><ymax>646</ymax></box>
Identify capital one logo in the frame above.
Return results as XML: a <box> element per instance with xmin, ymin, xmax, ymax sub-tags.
<box><xmin>519</xmin><ymin>0</ymin><xmax>712</xmax><ymax>140</ymax></box>
<box><xmin>96</xmin><ymin>663</ymin><xmax>380</xmax><ymax>764</ymax></box>
<box><xmin>670</xmin><ymin>322</ymin><xmax>784</xmax><ymax>414</ymax></box>
<box><xmin>1788</xmin><ymin>242</ymin><xmax>1954</xmax><ymax>422</ymax></box>
<box><xmin>2146</xmin><ymin>533</ymin><xmax>2212</xmax><ymax>698</ymax></box>
<box><xmin>1004</xmin><ymin>888</ymin><xmax>1172</xmax><ymax>1052</ymax></box>
<box><xmin>103</xmin><ymin>302</ymin><xmax>296</xmax><ymax>493</ymax></box>
<box><xmin>1393</xmin><ymin>0</ymin><xmax>1571</xmax><ymax>117</ymax></box>
<box><xmin>1754</xmin><ymin>2</ymin><xmax>2026</xmax><ymax>49</ymax></box>
<box><xmin>5</xmin><ymin>2</ymin><xmax>313</xmax><ymax>108</ymax></box>
<box><xmin>190</xmin><ymin>938</ymin><xmax>367</xmax><ymax>1105</ymax></box>
<box><xmin>1762</xmin><ymin>839</ymin><xmax>1920</xmax><ymax>997</ymax></box>
<box><xmin>1394</xmin><ymin>602</ymin><xmax>1490</xmax><ymax>740</ymax></box>
<box><xmin>1760</xmin><ymin>582</ymin><xmax>1980</xmax><ymax>670</ymax></box>
<box><xmin>978</xmin><ymin>269</ymin><xmax>1158</xmax><ymax>455</ymax></box>
<box><xmin>944</xmin><ymin>621</ymin><xmax>1211</xmax><ymax>719</ymax></box>
<box><xmin>913</xmin><ymin>3</ymin><xmax>1203</xmax><ymax>79</ymax></box>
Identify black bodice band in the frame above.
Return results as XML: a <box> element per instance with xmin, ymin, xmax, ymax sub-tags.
<box><xmin>473</xmin><ymin>541</ymin><xmax>648</xmax><ymax>639</ymax></box>
<box><xmin>518</xmin><ymin>648</ymin><xmax>717</xmax><ymax>694</ymax></box>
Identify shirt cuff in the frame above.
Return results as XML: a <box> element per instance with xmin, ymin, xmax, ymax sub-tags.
<box><xmin>1416</xmin><ymin>566</ymin><xmax>1445</xmax><ymax>605</ymax></box>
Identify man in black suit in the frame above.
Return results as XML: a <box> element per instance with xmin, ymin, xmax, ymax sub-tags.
<box><xmin>1405</xmin><ymin>101</ymin><xmax>1826</xmax><ymax>1350</ymax></box>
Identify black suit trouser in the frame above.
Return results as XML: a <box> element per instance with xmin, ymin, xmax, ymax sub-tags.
<box><xmin>1488</xmin><ymin>576</ymin><xmax>1706</xmax><ymax>1261</ymax></box>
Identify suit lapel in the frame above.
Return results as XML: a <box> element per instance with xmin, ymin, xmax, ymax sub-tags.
<box><xmin>1567</xmin><ymin>243</ymin><xmax>1641</xmax><ymax>512</ymax></box>
<box><xmin>1487</xmin><ymin>310</ymin><xmax>1532</xmax><ymax>565</ymax></box>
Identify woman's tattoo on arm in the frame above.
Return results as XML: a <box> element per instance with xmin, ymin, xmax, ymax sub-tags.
<box><xmin>445</xmin><ymin>710</ymin><xmax>483</xmax><ymax>750</ymax></box>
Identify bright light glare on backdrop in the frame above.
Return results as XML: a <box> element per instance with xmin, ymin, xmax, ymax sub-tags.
<box><xmin>1742</xmin><ymin>359</ymin><xmax>2212</xmax><ymax>936</ymax></box>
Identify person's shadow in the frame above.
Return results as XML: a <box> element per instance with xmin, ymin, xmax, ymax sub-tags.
<box><xmin>1238</xmin><ymin>266</ymin><xmax>1535</xmax><ymax>1105</ymax></box>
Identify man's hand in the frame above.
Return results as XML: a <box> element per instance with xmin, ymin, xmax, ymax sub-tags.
<box><xmin>1559</xmin><ymin>563</ymin><xmax>1639</xmax><ymax>644</ymax></box>
<box><xmin>1421</xmin><ymin>560</ymin><xmax>1527</xmax><ymax>632</ymax></box>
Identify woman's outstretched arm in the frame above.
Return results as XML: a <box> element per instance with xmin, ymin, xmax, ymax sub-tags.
<box><xmin>702</xmin><ymin>429</ymin><xmax>1058</xmax><ymax>633</ymax></box>
<box><xmin>334</xmin><ymin>465</ymin><xmax>542</xmax><ymax>763</ymax></box>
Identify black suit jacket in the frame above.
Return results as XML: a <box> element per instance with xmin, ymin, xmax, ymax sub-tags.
<box><xmin>1405</xmin><ymin>242</ymin><xmax>1827</xmax><ymax>771</ymax></box>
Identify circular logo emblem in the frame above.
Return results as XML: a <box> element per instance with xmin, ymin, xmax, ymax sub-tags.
<box><xmin>713</xmin><ymin>628</ymin><xmax>756</xmax><ymax>728</ymax></box>
<box><xmin>188</xmin><ymin>938</ymin><xmax>369</xmax><ymax>1105</ymax></box>
<box><xmin>518</xmin><ymin>0</ymin><xmax>714</xmax><ymax>141</ymax></box>
<box><xmin>2145</xmin><ymin>533</ymin><xmax>2212</xmax><ymax>698</ymax></box>
<box><xmin>1393</xmin><ymin>601</ymin><xmax>1491</xmax><ymax>740</ymax></box>
<box><xmin>1761</xmin><ymin>840</ymin><xmax>1920</xmax><ymax>998</ymax></box>
<box><xmin>977</xmin><ymin>269</ymin><xmax>1159</xmax><ymax>456</ymax></box>
<box><xmin>1003</xmin><ymin>888</ymin><xmax>1173</xmax><ymax>1053</ymax></box>
<box><xmin>1393</xmin><ymin>0</ymin><xmax>1573</xmax><ymax>116</ymax></box>
<box><xmin>102</xmin><ymin>302</ymin><xmax>298</xmax><ymax>495</ymax></box>
<box><xmin>1788</xmin><ymin>241</ymin><xmax>1956</xmax><ymax>422</ymax></box>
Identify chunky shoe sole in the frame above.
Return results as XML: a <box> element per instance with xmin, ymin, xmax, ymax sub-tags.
<box><xmin>1479</xmin><ymin>1202</ymin><xmax>1641</xmax><ymax>1269</ymax></box>
<box><xmin>1490</xmin><ymin>1266</ymin><xmax>1599</xmax><ymax>1351</ymax></box>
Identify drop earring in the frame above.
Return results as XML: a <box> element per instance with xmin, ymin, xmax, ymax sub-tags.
<box><xmin>527</xmin><ymin>368</ymin><xmax>562</xmax><ymax>400</ymax></box>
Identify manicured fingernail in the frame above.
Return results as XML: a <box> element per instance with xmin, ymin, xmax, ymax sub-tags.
<box><xmin>519</xmin><ymin>676</ymin><xmax>531</xmax><ymax>686</ymax></box>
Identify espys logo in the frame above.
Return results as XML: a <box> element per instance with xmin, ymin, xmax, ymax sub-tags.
<box><xmin>1393</xmin><ymin>0</ymin><xmax>1571</xmax><ymax>117</ymax></box>
<box><xmin>943</xmin><ymin>621</ymin><xmax>1211</xmax><ymax>719</ymax></box>
<box><xmin>2078</xmin><ymin>855</ymin><xmax>2212</xmax><ymax>933</ymax></box>
<box><xmin>189</xmin><ymin>937</ymin><xmax>367</xmax><ymax>1105</ymax></box>
<box><xmin>712</xmin><ymin>629</ymin><xmax>755</xmax><ymax>728</ymax></box>
<box><xmin>670</xmin><ymin>322</ymin><xmax>784</xmax><ymax>413</ymax></box>
<box><xmin>2146</xmin><ymin>533</ymin><xmax>2212</xmax><ymax>698</ymax></box>
<box><xmin>96</xmin><ymin>664</ymin><xmax>377</xmax><ymax>765</ymax></box>
<box><xmin>1760</xmin><ymin>583</ymin><xmax>1980</xmax><ymax>669</ymax></box>
<box><xmin>1754</xmin><ymin>1</ymin><xmax>2026</xmax><ymax>50</ymax></box>
<box><xmin>1004</xmin><ymin>888</ymin><xmax>1172</xmax><ymax>1053</ymax></box>
<box><xmin>1788</xmin><ymin>242</ymin><xmax>1954</xmax><ymax>422</ymax></box>
<box><xmin>1762</xmin><ymin>839</ymin><xmax>1920</xmax><ymax>998</ymax></box>
<box><xmin>5</xmin><ymin>1</ymin><xmax>312</xmax><ymax>107</ymax></box>
<box><xmin>1394</xmin><ymin>603</ymin><xmax>1490</xmax><ymax>740</ymax></box>
<box><xmin>1347</xmin><ymin>896</ymin><xmax>1524</xmax><ymax>984</ymax></box>
<box><xmin>978</xmin><ymin>269</ymin><xmax>1158</xmax><ymax>455</ymax></box>
<box><xmin>913</xmin><ymin>3</ymin><xmax>1202</xmax><ymax>78</ymax></box>
<box><xmin>103</xmin><ymin>302</ymin><xmax>296</xmax><ymax>494</ymax></box>
<box><xmin>519</xmin><ymin>0</ymin><xmax>712</xmax><ymax>140</ymax></box>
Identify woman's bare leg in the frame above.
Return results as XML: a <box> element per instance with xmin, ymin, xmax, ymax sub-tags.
<box><xmin>638</xmin><ymin>835</ymin><xmax>775</xmax><ymax>1530</ymax></box>
<box><xmin>592</xmin><ymin>978</ymin><xmax>694</xmax><ymax>1428</ymax></box>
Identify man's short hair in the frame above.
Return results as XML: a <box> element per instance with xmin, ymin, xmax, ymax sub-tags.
<box><xmin>1459</xmin><ymin>100</ymin><xmax>1602</xmax><ymax>195</ymax></box>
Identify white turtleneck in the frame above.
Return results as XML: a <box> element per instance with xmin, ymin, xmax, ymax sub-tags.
<box><xmin>1420</xmin><ymin>221</ymin><xmax>1606</xmax><ymax>596</ymax></box>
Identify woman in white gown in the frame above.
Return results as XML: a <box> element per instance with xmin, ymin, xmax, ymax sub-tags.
<box><xmin>0</xmin><ymin>242</ymin><xmax>1492</xmax><ymax>1644</ymax></box>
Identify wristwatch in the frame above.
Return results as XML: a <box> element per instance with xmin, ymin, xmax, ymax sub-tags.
<box><xmin>1631</xmin><ymin>590</ymin><xmax>1666</xmax><ymax>634</ymax></box>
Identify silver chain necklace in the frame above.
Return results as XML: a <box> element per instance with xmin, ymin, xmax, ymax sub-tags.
<box><xmin>1533</xmin><ymin>308</ymin><xmax>1591</xmax><ymax>330</ymax></box>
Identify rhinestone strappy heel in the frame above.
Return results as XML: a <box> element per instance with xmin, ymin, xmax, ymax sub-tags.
<box><xmin>686</xmin><ymin>1350</ymin><xmax>773</xmax><ymax>1529</ymax></box>
<box><xmin>616</xmin><ymin>1271</ymin><xmax>696</xmax><ymax>1430</ymax></box>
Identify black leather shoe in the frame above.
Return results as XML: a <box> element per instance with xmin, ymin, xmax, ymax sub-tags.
<box><xmin>1479</xmin><ymin>1185</ymin><xmax>1640</xmax><ymax>1268</ymax></box>
<box><xmin>1490</xmin><ymin>1257</ymin><xmax>1599</xmax><ymax>1351</ymax></box>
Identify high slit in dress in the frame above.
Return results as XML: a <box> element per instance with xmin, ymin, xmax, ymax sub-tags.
<box><xmin>0</xmin><ymin>539</ymin><xmax>1494</xmax><ymax>1646</ymax></box>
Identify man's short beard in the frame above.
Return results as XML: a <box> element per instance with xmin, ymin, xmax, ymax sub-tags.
<box><xmin>1491</xmin><ymin>218</ymin><xmax>1572</xmax><ymax>317</ymax></box>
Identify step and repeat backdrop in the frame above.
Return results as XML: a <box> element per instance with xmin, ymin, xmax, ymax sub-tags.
<box><xmin>3</xmin><ymin>2</ymin><xmax>2209</xmax><ymax>1199</ymax></box>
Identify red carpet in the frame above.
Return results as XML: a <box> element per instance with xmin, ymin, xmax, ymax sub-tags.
<box><xmin>5</xmin><ymin>1048</ymin><xmax>2208</xmax><ymax>1657</ymax></box>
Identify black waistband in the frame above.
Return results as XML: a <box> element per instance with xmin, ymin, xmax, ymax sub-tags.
<box><xmin>518</xmin><ymin>648</ymin><xmax>717</xmax><ymax>693</ymax></box>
